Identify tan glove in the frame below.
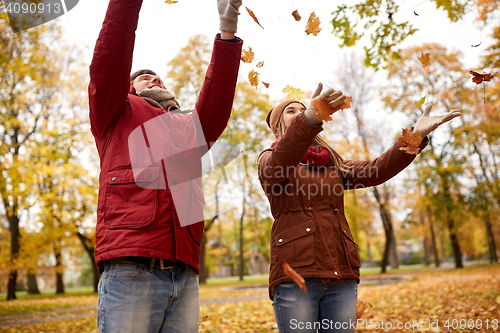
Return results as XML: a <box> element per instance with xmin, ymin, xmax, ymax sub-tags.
<box><xmin>413</xmin><ymin>103</ymin><xmax>461</xmax><ymax>137</ymax></box>
<box><xmin>218</xmin><ymin>0</ymin><xmax>242</xmax><ymax>33</ymax></box>
<box><xmin>304</xmin><ymin>83</ymin><xmax>346</xmax><ymax>126</ymax></box>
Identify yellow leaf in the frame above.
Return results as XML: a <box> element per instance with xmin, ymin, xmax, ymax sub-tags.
<box><xmin>417</xmin><ymin>97</ymin><xmax>426</xmax><ymax>106</ymax></box>
<box><xmin>248</xmin><ymin>70</ymin><xmax>259</xmax><ymax>88</ymax></box>
<box><xmin>282</xmin><ymin>85</ymin><xmax>303</xmax><ymax>100</ymax></box>
<box><xmin>305</xmin><ymin>12</ymin><xmax>322</xmax><ymax>36</ymax></box>
<box><xmin>241</xmin><ymin>47</ymin><xmax>255</xmax><ymax>63</ymax></box>
<box><xmin>165</xmin><ymin>0</ymin><xmax>178</xmax><ymax>3</ymax></box>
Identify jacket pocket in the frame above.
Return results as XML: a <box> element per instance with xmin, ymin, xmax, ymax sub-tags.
<box><xmin>188</xmin><ymin>180</ymin><xmax>205</xmax><ymax>246</ymax></box>
<box><xmin>275</xmin><ymin>220</ymin><xmax>316</xmax><ymax>268</ymax></box>
<box><xmin>342</xmin><ymin>229</ymin><xmax>361</xmax><ymax>268</ymax></box>
<box><xmin>105</xmin><ymin>166</ymin><xmax>160</xmax><ymax>229</ymax></box>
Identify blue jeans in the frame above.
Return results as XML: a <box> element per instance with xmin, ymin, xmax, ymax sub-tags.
<box><xmin>273</xmin><ymin>279</ymin><xmax>358</xmax><ymax>333</ymax></box>
<box><xmin>97</xmin><ymin>261</ymin><xmax>200</xmax><ymax>333</ymax></box>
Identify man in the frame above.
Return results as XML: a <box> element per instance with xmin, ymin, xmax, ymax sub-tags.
<box><xmin>88</xmin><ymin>0</ymin><xmax>243</xmax><ymax>332</ymax></box>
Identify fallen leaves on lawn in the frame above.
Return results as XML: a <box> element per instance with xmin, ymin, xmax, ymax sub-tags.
<box><xmin>282</xmin><ymin>85</ymin><xmax>304</xmax><ymax>100</ymax></box>
<box><xmin>283</xmin><ymin>261</ymin><xmax>308</xmax><ymax>293</ymax></box>
<box><xmin>245</xmin><ymin>7</ymin><xmax>264</xmax><ymax>29</ymax></box>
<box><xmin>356</xmin><ymin>300</ymin><xmax>373</xmax><ymax>320</ymax></box>
<box><xmin>241</xmin><ymin>47</ymin><xmax>254</xmax><ymax>63</ymax></box>
<box><xmin>398</xmin><ymin>128</ymin><xmax>423</xmax><ymax>155</ymax></box>
<box><xmin>418</xmin><ymin>52</ymin><xmax>430</xmax><ymax>68</ymax></box>
<box><xmin>305</xmin><ymin>12</ymin><xmax>322</xmax><ymax>36</ymax></box>
<box><xmin>313</xmin><ymin>96</ymin><xmax>352</xmax><ymax>122</ymax></box>
<box><xmin>292</xmin><ymin>10</ymin><xmax>301</xmax><ymax>21</ymax></box>
<box><xmin>470</xmin><ymin>71</ymin><xmax>495</xmax><ymax>84</ymax></box>
<box><xmin>197</xmin><ymin>315</ymin><xmax>209</xmax><ymax>326</ymax></box>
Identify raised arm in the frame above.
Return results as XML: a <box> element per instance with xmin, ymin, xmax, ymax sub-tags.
<box><xmin>88</xmin><ymin>0</ymin><xmax>143</xmax><ymax>139</ymax></box>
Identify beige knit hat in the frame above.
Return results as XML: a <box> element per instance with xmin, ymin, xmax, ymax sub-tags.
<box><xmin>265</xmin><ymin>100</ymin><xmax>306</xmax><ymax>136</ymax></box>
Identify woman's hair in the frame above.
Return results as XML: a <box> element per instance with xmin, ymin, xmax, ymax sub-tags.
<box><xmin>276</xmin><ymin>114</ymin><xmax>350</xmax><ymax>173</ymax></box>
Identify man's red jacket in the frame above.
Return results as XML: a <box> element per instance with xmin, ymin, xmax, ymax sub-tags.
<box><xmin>88</xmin><ymin>0</ymin><xmax>242</xmax><ymax>273</ymax></box>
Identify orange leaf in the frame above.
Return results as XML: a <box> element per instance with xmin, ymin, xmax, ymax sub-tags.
<box><xmin>292</xmin><ymin>10</ymin><xmax>301</xmax><ymax>21</ymax></box>
<box><xmin>245</xmin><ymin>7</ymin><xmax>264</xmax><ymax>29</ymax></box>
<box><xmin>241</xmin><ymin>47</ymin><xmax>254</xmax><ymax>63</ymax></box>
<box><xmin>418</xmin><ymin>52</ymin><xmax>430</xmax><ymax>68</ymax></box>
<box><xmin>196</xmin><ymin>315</ymin><xmax>208</xmax><ymax>326</ymax></box>
<box><xmin>282</xmin><ymin>85</ymin><xmax>303</xmax><ymax>100</ymax></box>
<box><xmin>313</xmin><ymin>96</ymin><xmax>352</xmax><ymax>122</ymax></box>
<box><xmin>283</xmin><ymin>261</ymin><xmax>307</xmax><ymax>293</ymax></box>
<box><xmin>262</xmin><ymin>82</ymin><xmax>270</xmax><ymax>88</ymax></box>
<box><xmin>248</xmin><ymin>70</ymin><xmax>259</xmax><ymax>88</ymax></box>
<box><xmin>256</xmin><ymin>61</ymin><xmax>264</xmax><ymax>68</ymax></box>
<box><xmin>305</xmin><ymin>12</ymin><xmax>322</xmax><ymax>36</ymax></box>
<box><xmin>356</xmin><ymin>301</ymin><xmax>373</xmax><ymax>320</ymax></box>
<box><xmin>470</xmin><ymin>71</ymin><xmax>495</xmax><ymax>85</ymax></box>
<box><xmin>165</xmin><ymin>0</ymin><xmax>178</xmax><ymax>3</ymax></box>
<box><xmin>398</xmin><ymin>128</ymin><xmax>423</xmax><ymax>155</ymax></box>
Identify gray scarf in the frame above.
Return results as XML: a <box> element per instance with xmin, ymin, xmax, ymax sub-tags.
<box><xmin>139</xmin><ymin>88</ymin><xmax>180</xmax><ymax>111</ymax></box>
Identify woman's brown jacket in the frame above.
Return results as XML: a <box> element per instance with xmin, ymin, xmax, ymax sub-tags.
<box><xmin>257</xmin><ymin>112</ymin><xmax>428</xmax><ymax>300</ymax></box>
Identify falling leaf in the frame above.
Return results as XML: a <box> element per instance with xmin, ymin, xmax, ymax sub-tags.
<box><xmin>283</xmin><ymin>261</ymin><xmax>307</xmax><ymax>293</ymax></box>
<box><xmin>417</xmin><ymin>97</ymin><xmax>426</xmax><ymax>106</ymax></box>
<box><xmin>356</xmin><ymin>301</ymin><xmax>373</xmax><ymax>320</ymax></box>
<box><xmin>418</xmin><ymin>52</ymin><xmax>430</xmax><ymax>68</ymax></box>
<box><xmin>305</xmin><ymin>12</ymin><xmax>322</xmax><ymax>36</ymax></box>
<box><xmin>241</xmin><ymin>47</ymin><xmax>254</xmax><ymax>63</ymax></box>
<box><xmin>313</xmin><ymin>96</ymin><xmax>352</xmax><ymax>122</ymax></box>
<box><xmin>263</xmin><ymin>82</ymin><xmax>270</xmax><ymax>88</ymax></box>
<box><xmin>248</xmin><ymin>70</ymin><xmax>259</xmax><ymax>88</ymax></box>
<box><xmin>197</xmin><ymin>315</ymin><xmax>208</xmax><ymax>326</ymax></box>
<box><xmin>398</xmin><ymin>128</ymin><xmax>423</xmax><ymax>155</ymax></box>
<box><xmin>472</xmin><ymin>42</ymin><xmax>481</xmax><ymax>47</ymax></box>
<box><xmin>165</xmin><ymin>0</ymin><xmax>178</xmax><ymax>3</ymax></box>
<box><xmin>414</xmin><ymin>10</ymin><xmax>419</xmax><ymax>16</ymax></box>
<box><xmin>245</xmin><ymin>7</ymin><xmax>264</xmax><ymax>29</ymax></box>
<box><xmin>282</xmin><ymin>85</ymin><xmax>304</xmax><ymax>100</ymax></box>
<box><xmin>256</xmin><ymin>61</ymin><xmax>264</xmax><ymax>68</ymax></box>
<box><xmin>470</xmin><ymin>71</ymin><xmax>495</xmax><ymax>85</ymax></box>
<box><xmin>292</xmin><ymin>10</ymin><xmax>301</xmax><ymax>21</ymax></box>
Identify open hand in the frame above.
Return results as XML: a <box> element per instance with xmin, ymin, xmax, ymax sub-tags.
<box><xmin>413</xmin><ymin>103</ymin><xmax>461</xmax><ymax>137</ymax></box>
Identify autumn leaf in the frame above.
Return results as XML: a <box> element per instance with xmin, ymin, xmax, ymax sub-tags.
<box><xmin>313</xmin><ymin>96</ymin><xmax>352</xmax><ymax>122</ymax></box>
<box><xmin>165</xmin><ymin>0</ymin><xmax>178</xmax><ymax>3</ymax></box>
<box><xmin>197</xmin><ymin>315</ymin><xmax>208</xmax><ymax>326</ymax></box>
<box><xmin>256</xmin><ymin>61</ymin><xmax>264</xmax><ymax>68</ymax></box>
<box><xmin>414</xmin><ymin>10</ymin><xmax>419</xmax><ymax>16</ymax></box>
<box><xmin>417</xmin><ymin>97</ymin><xmax>426</xmax><ymax>106</ymax></box>
<box><xmin>418</xmin><ymin>52</ymin><xmax>430</xmax><ymax>68</ymax></box>
<box><xmin>398</xmin><ymin>128</ymin><xmax>423</xmax><ymax>155</ymax></box>
<box><xmin>292</xmin><ymin>10</ymin><xmax>301</xmax><ymax>21</ymax></box>
<box><xmin>305</xmin><ymin>12</ymin><xmax>322</xmax><ymax>36</ymax></box>
<box><xmin>241</xmin><ymin>47</ymin><xmax>254</xmax><ymax>63</ymax></box>
<box><xmin>282</xmin><ymin>85</ymin><xmax>304</xmax><ymax>100</ymax></box>
<box><xmin>470</xmin><ymin>71</ymin><xmax>495</xmax><ymax>84</ymax></box>
<box><xmin>356</xmin><ymin>300</ymin><xmax>373</xmax><ymax>320</ymax></box>
<box><xmin>262</xmin><ymin>82</ymin><xmax>270</xmax><ymax>88</ymax></box>
<box><xmin>248</xmin><ymin>70</ymin><xmax>259</xmax><ymax>88</ymax></box>
<box><xmin>283</xmin><ymin>261</ymin><xmax>307</xmax><ymax>293</ymax></box>
<box><xmin>245</xmin><ymin>7</ymin><xmax>264</xmax><ymax>29</ymax></box>
<box><xmin>471</xmin><ymin>42</ymin><xmax>481</xmax><ymax>47</ymax></box>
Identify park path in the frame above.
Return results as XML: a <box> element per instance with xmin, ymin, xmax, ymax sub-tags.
<box><xmin>0</xmin><ymin>295</ymin><xmax>269</xmax><ymax>328</ymax></box>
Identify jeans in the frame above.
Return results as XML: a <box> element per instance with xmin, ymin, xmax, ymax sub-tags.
<box><xmin>273</xmin><ymin>278</ymin><xmax>358</xmax><ymax>333</ymax></box>
<box><xmin>97</xmin><ymin>261</ymin><xmax>200</xmax><ymax>333</ymax></box>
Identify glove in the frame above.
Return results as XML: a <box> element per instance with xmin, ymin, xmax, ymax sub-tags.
<box><xmin>218</xmin><ymin>0</ymin><xmax>242</xmax><ymax>33</ymax></box>
<box><xmin>304</xmin><ymin>83</ymin><xmax>346</xmax><ymax>126</ymax></box>
<box><xmin>413</xmin><ymin>103</ymin><xmax>461</xmax><ymax>137</ymax></box>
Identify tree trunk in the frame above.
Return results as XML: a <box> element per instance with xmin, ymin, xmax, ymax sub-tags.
<box><xmin>419</xmin><ymin>212</ymin><xmax>430</xmax><ymax>266</ymax></box>
<box><xmin>27</xmin><ymin>274</ymin><xmax>41</xmax><ymax>294</ymax></box>
<box><xmin>54</xmin><ymin>247</ymin><xmax>65</xmax><ymax>294</ymax></box>
<box><xmin>199</xmin><ymin>233</ymin><xmax>209</xmax><ymax>284</ymax></box>
<box><xmin>373</xmin><ymin>187</ymin><xmax>398</xmax><ymax>273</ymax></box>
<box><xmin>446</xmin><ymin>217</ymin><xmax>463</xmax><ymax>268</ymax></box>
<box><xmin>6</xmin><ymin>214</ymin><xmax>21</xmax><ymax>300</ymax></box>
<box><xmin>427</xmin><ymin>208</ymin><xmax>440</xmax><ymax>267</ymax></box>
<box><xmin>483</xmin><ymin>213</ymin><xmax>498</xmax><ymax>263</ymax></box>
<box><xmin>75</xmin><ymin>231</ymin><xmax>99</xmax><ymax>293</ymax></box>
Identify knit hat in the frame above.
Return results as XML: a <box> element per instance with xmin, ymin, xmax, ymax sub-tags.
<box><xmin>265</xmin><ymin>100</ymin><xmax>306</xmax><ymax>136</ymax></box>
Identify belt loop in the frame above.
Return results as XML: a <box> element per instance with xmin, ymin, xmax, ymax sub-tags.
<box><xmin>150</xmin><ymin>258</ymin><xmax>156</xmax><ymax>273</ymax></box>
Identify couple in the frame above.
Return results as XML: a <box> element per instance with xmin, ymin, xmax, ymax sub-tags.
<box><xmin>88</xmin><ymin>0</ymin><xmax>461</xmax><ymax>332</ymax></box>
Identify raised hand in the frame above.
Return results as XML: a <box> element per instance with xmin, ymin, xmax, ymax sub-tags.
<box><xmin>413</xmin><ymin>103</ymin><xmax>462</xmax><ymax>137</ymax></box>
<box><xmin>218</xmin><ymin>0</ymin><xmax>243</xmax><ymax>33</ymax></box>
<box><xmin>304</xmin><ymin>83</ymin><xmax>346</xmax><ymax>126</ymax></box>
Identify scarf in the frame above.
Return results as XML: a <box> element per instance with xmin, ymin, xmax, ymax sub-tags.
<box><xmin>139</xmin><ymin>88</ymin><xmax>180</xmax><ymax>111</ymax></box>
<box><xmin>271</xmin><ymin>139</ymin><xmax>331</xmax><ymax>167</ymax></box>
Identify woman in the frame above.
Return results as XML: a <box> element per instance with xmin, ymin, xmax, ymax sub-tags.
<box><xmin>257</xmin><ymin>83</ymin><xmax>461</xmax><ymax>333</ymax></box>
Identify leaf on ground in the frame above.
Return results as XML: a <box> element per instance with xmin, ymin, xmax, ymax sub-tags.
<box><xmin>313</xmin><ymin>96</ymin><xmax>352</xmax><ymax>122</ymax></box>
<box><xmin>165</xmin><ymin>0</ymin><xmax>178</xmax><ymax>3</ymax></box>
<box><xmin>256</xmin><ymin>61</ymin><xmax>264</xmax><ymax>68</ymax></box>
<box><xmin>292</xmin><ymin>10</ymin><xmax>301</xmax><ymax>21</ymax></box>
<box><xmin>470</xmin><ymin>71</ymin><xmax>495</xmax><ymax>84</ymax></box>
<box><xmin>241</xmin><ymin>47</ymin><xmax>254</xmax><ymax>63</ymax></box>
<box><xmin>262</xmin><ymin>82</ymin><xmax>270</xmax><ymax>88</ymax></box>
<box><xmin>249</xmin><ymin>70</ymin><xmax>259</xmax><ymax>88</ymax></box>
<box><xmin>283</xmin><ymin>261</ymin><xmax>307</xmax><ymax>293</ymax></box>
<box><xmin>305</xmin><ymin>12</ymin><xmax>322</xmax><ymax>36</ymax></box>
<box><xmin>282</xmin><ymin>85</ymin><xmax>303</xmax><ymax>100</ymax></box>
<box><xmin>245</xmin><ymin>7</ymin><xmax>264</xmax><ymax>29</ymax></box>
<box><xmin>398</xmin><ymin>128</ymin><xmax>423</xmax><ymax>155</ymax></box>
<box><xmin>417</xmin><ymin>97</ymin><xmax>426</xmax><ymax>106</ymax></box>
<box><xmin>356</xmin><ymin>300</ymin><xmax>373</xmax><ymax>320</ymax></box>
<box><xmin>418</xmin><ymin>52</ymin><xmax>430</xmax><ymax>68</ymax></box>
